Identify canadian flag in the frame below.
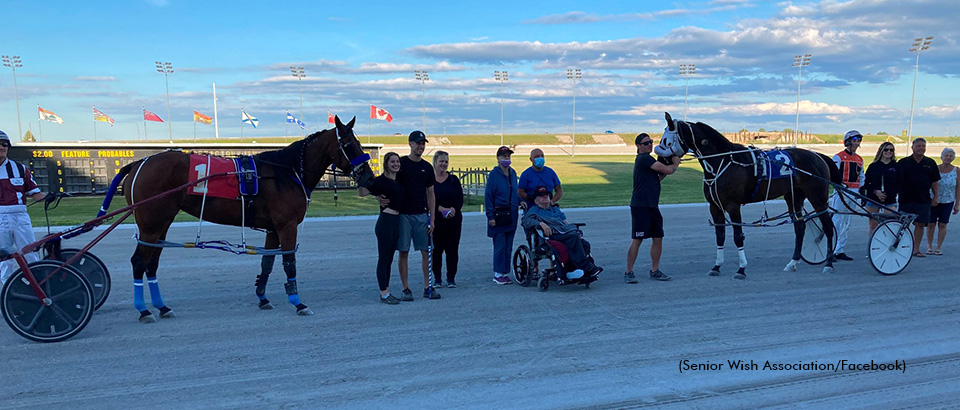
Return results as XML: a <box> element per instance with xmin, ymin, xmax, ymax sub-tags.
<box><xmin>370</xmin><ymin>105</ymin><xmax>393</xmax><ymax>123</ymax></box>
<box><xmin>328</xmin><ymin>111</ymin><xmax>335</xmax><ymax>124</ymax></box>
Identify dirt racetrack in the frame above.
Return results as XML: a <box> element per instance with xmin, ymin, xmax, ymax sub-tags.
<box><xmin>2</xmin><ymin>203</ymin><xmax>959</xmax><ymax>409</ymax></box>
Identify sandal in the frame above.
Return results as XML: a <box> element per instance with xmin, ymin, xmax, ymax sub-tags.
<box><xmin>926</xmin><ymin>249</ymin><xmax>936</xmax><ymax>255</ymax></box>
<box><xmin>913</xmin><ymin>251</ymin><xmax>926</xmax><ymax>258</ymax></box>
<box><xmin>934</xmin><ymin>250</ymin><xmax>943</xmax><ymax>256</ymax></box>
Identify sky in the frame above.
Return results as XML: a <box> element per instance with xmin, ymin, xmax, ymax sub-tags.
<box><xmin>1</xmin><ymin>0</ymin><xmax>958</xmax><ymax>142</ymax></box>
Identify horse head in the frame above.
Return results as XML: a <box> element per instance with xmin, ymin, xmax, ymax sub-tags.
<box><xmin>330</xmin><ymin>115</ymin><xmax>376</xmax><ymax>188</ymax></box>
<box><xmin>656</xmin><ymin>112</ymin><xmax>688</xmax><ymax>158</ymax></box>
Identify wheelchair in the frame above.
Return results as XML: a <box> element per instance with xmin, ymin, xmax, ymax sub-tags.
<box><xmin>511</xmin><ymin>221</ymin><xmax>598</xmax><ymax>291</ymax></box>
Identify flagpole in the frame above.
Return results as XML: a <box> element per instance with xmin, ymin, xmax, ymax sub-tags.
<box><xmin>240</xmin><ymin>108</ymin><xmax>244</xmax><ymax>141</ymax></box>
<box><xmin>368</xmin><ymin>103</ymin><xmax>372</xmax><ymax>144</ymax></box>
<box><xmin>93</xmin><ymin>106</ymin><xmax>98</xmax><ymax>142</ymax></box>
<box><xmin>136</xmin><ymin>123</ymin><xmax>141</xmax><ymax>141</ymax></box>
<box><xmin>37</xmin><ymin>105</ymin><xmax>42</xmax><ymax>142</ymax></box>
<box><xmin>143</xmin><ymin>106</ymin><xmax>147</xmax><ymax>140</ymax></box>
<box><xmin>285</xmin><ymin>110</ymin><xmax>289</xmax><ymax>139</ymax></box>
<box><xmin>193</xmin><ymin>108</ymin><xmax>197</xmax><ymax>141</ymax></box>
<box><xmin>213</xmin><ymin>82</ymin><xmax>220</xmax><ymax>139</ymax></box>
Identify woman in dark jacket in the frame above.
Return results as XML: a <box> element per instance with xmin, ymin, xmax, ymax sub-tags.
<box><xmin>484</xmin><ymin>146</ymin><xmax>520</xmax><ymax>285</ymax></box>
<box><xmin>358</xmin><ymin>152</ymin><xmax>404</xmax><ymax>304</ymax></box>
<box><xmin>431</xmin><ymin>150</ymin><xmax>464</xmax><ymax>288</ymax></box>
<box><xmin>863</xmin><ymin>141</ymin><xmax>902</xmax><ymax>235</ymax></box>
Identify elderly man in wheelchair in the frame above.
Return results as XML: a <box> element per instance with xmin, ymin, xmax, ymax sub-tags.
<box><xmin>516</xmin><ymin>186</ymin><xmax>602</xmax><ymax>289</ymax></box>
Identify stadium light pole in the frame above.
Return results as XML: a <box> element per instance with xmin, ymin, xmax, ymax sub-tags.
<box><xmin>415</xmin><ymin>70</ymin><xmax>430</xmax><ymax>132</ymax></box>
<box><xmin>567</xmin><ymin>68</ymin><xmax>581</xmax><ymax>157</ymax></box>
<box><xmin>908</xmin><ymin>36</ymin><xmax>933</xmax><ymax>143</ymax></box>
<box><xmin>494</xmin><ymin>70</ymin><xmax>508</xmax><ymax>146</ymax></box>
<box><xmin>679</xmin><ymin>64</ymin><xmax>696</xmax><ymax>122</ymax></box>
<box><xmin>792</xmin><ymin>54</ymin><xmax>811</xmax><ymax>146</ymax></box>
<box><xmin>290</xmin><ymin>66</ymin><xmax>305</xmax><ymax>137</ymax></box>
<box><xmin>2</xmin><ymin>55</ymin><xmax>23</xmax><ymax>141</ymax></box>
<box><xmin>155</xmin><ymin>61</ymin><xmax>174</xmax><ymax>143</ymax></box>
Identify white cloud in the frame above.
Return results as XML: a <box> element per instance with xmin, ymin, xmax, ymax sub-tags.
<box><xmin>74</xmin><ymin>76</ymin><xmax>117</xmax><ymax>82</ymax></box>
<box><xmin>609</xmin><ymin>100</ymin><xmax>854</xmax><ymax>117</ymax></box>
<box><xmin>922</xmin><ymin>105</ymin><xmax>960</xmax><ymax>116</ymax></box>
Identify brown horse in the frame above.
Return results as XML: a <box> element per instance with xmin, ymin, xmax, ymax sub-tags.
<box><xmin>99</xmin><ymin>116</ymin><xmax>374</xmax><ymax>322</ymax></box>
<box><xmin>656</xmin><ymin>112</ymin><xmax>840</xmax><ymax>279</ymax></box>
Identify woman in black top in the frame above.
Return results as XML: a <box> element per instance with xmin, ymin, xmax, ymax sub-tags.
<box><xmin>863</xmin><ymin>142</ymin><xmax>902</xmax><ymax>235</ymax></box>
<box><xmin>359</xmin><ymin>152</ymin><xmax>404</xmax><ymax>304</ymax></box>
<box><xmin>430</xmin><ymin>150</ymin><xmax>464</xmax><ymax>287</ymax></box>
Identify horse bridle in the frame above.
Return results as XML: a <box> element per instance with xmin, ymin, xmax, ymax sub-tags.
<box><xmin>295</xmin><ymin>127</ymin><xmax>371</xmax><ymax>180</ymax></box>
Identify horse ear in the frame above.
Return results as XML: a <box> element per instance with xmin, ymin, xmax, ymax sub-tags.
<box><xmin>665</xmin><ymin>112</ymin><xmax>675</xmax><ymax>131</ymax></box>
<box><xmin>347</xmin><ymin>116</ymin><xmax>356</xmax><ymax>129</ymax></box>
<box><xmin>334</xmin><ymin>115</ymin><xmax>343</xmax><ymax>127</ymax></box>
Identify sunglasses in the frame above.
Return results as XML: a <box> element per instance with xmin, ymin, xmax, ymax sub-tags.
<box><xmin>0</xmin><ymin>141</ymin><xmax>11</xmax><ymax>148</ymax></box>
<box><xmin>638</xmin><ymin>140</ymin><xmax>653</xmax><ymax>146</ymax></box>
<box><xmin>883</xmin><ymin>148</ymin><xmax>895</xmax><ymax>152</ymax></box>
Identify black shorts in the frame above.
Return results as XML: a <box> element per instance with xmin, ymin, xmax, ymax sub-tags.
<box><xmin>931</xmin><ymin>202</ymin><xmax>954</xmax><ymax>224</ymax></box>
<box><xmin>899</xmin><ymin>201</ymin><xmax>932</xmax><ymax>224</ymax></box>
<box><xmin>631</xmin><ymin>206</ymin><xmax>664</xmax><ymax>239</ymax></box>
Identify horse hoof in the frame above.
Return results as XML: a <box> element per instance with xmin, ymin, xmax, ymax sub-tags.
<box><xmin>733</xmin><ymin>273</ymin><xmax>746</xmax><ymax>280</ymax></box>
<box><xmin>708</xmin><ymin>269</ymin><xmax>721</xmax><ymax>277</ymax></box>
<box><xmin>822</xmin><ymin>266</ymin><xmax>835</xmax><ymax>274</ymax></box>
<box><xmin>259</xmin><ymin>301</ymin><xmax>275</xmax><ymax>310</ymax></box>
<box><xmin>297</xmin><ymin>307</ymin><xmax>314</xmax><ymax>316</ymax></box>
<box><xmin>139</xmin><ymin>313</ymin><xmax>157</xmax><ymax>324</ymax></box>
<box><xmin>784</xmin><ymin>264</ymin><xmax>797</xmax><ymax>272</ymax></box>
<box><xmin>159</xmin><ymin>311</ymin><xmax>176</xmax><ymax>319</ymax></box>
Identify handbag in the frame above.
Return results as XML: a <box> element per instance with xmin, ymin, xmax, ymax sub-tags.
<box><xmin>493</xmin><ymin>169</ymin><xmax>514</xmax><ymax>227</ymax></box>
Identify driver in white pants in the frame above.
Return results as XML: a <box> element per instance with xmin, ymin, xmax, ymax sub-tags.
<box><xmin>0</xmin><ymin>130</ymin><xmax>47</xmax><ymax>284</ymax></box>
<box><xmin>830</xmin><ymin>130</ymin><xmax>865</xmax><ymax>261</ymax></box>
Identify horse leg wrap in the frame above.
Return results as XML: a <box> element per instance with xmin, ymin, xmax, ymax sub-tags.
<box><xmin>284</xmin><ymin>279</ymin><xmax>301</xmax><ymax>306</ymax></box>
<box><xmin>256</xmin><ymin>255</ymin><xmax>276</xmax><ymax>301</ymax></box>
<box><xmin>733</xmin><ymin>231</ymin><xmax>746</xmax><ymax>248</ymax></box>
<box><xmin>133</xmin><ymin>279</ymin><xmax>146</xmax><ymax>311</ymax></box>
<box><xmin>715</xmin><ymin>247</ymin><xmax>724</xmax><ymax>267</ymax></box>
<box><xmin>737</xmin><ymin>248</ymin><xmax>748</xmax><ymax>268</ymax></box>
<box><xmin>147</xmin><ymin>276</ymin><xmax>165</xmax><ymax>309</ymax></box>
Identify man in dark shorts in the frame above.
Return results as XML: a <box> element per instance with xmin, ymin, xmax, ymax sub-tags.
<box><xmin>396</xmin><ymin>130</ymin><xmax>440</xmax><ymax>300</ymax></box>
<box><xmin>625</xmin><ymin>133</ymin><xmax>680</xmax><ymax>283</ymax></box>
<box><xmin>897</xmin><ymin>138</ymin><xmax>940</xmax><ymax>258</ymax></box>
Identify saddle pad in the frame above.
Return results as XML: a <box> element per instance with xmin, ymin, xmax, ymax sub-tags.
<box><xmin>759</xmin><ymin>149</ymin><xmax>794</xmax><ymax>180</ymax></box>
<box><xmin>187</xmin><ymin>154</ymin><xmax>239</xmax><ymax>199</ymax></box>
<box><xmin>234</xmin><ymin>156</ymin><xmax>259</xmax><ymax>196</ymax></box>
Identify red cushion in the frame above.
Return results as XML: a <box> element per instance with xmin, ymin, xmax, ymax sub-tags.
<box><xmin>545</xmin><ymin>239</ymin><xmax>570</xmax><ymax>264</ymax></box>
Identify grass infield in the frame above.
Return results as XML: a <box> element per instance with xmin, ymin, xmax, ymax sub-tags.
<box><xmin>28</xmin><ymin>155</ymin><xmax>707</xmax><ymax>227</ymax></box>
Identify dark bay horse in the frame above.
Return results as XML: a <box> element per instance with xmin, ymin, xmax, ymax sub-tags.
<box><xmin>99</xmin><ymin>116</ymin><xmax>374</xmax><ymax>322</ymax></box>
<box><xmin>655</xmin><ymin>112</ymin><xmax>840</xmax><ymax>278</ymax></box>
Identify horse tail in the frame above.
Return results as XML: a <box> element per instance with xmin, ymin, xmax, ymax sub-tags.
<box><xmin>97</xmin><ymin>161</ymin><xmax>137</xmax><ymax>217</ymax></box>
<box><xmin>816</xmin><ymin>152</ymin><xmax>841</xmax><ymax>185</ymax></box>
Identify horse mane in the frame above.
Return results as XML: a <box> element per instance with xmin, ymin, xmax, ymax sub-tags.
<box><xmin>691</xmin><ymin>121</ymin><xmax>755</xmax><ymax>163</ymax></box>
<box><xmin>254</xmin><ymin>130</ymin><xmax>325</xmax><ymax>170</ymax></box>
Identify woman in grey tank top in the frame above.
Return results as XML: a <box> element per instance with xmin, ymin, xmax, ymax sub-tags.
<box><xmin>926</xmin><ymin>148</ymin><xmax>959</xmax><ymax>255</ymax></box>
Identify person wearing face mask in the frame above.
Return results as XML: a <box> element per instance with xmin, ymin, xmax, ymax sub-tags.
<box><xmin>0</xmin><ymin>130</ymin><xmax>49</xmax><ymax>285</ymax></box>
<box><xmin>484</xmin><ymin>146</ymin><xmax>520</xmax><ymax>285</ymax></box>
<box><xmin>518</xmin><ymin>148</ymin><xmax>562</xmax><ymax>208</ymax></box>
<box><xmin>830</xmin><ymin>130</ymin><xmax>865</xmax><ymax>261</ymax></box>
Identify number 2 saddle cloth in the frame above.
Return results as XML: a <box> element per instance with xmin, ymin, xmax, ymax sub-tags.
<box><xmin>186</xmin><ymin>154</ymin><xmax>259</xmax><ymax>199</ymax></box>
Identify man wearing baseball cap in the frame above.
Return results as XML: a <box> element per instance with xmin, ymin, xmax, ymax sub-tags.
<box><xmin>521</xmin><ymin>186</ymin><xmax>602</xmax><ymax>279</ymax></box>
<box><xmin>395</xmin><ymin>130</ymin><xmax>441</xmax><ymax>300</ymax></box>
<box><xmin>0</xmin><ymin>130</ymin><xmax>48</xmax><ymax>284</ymax></box>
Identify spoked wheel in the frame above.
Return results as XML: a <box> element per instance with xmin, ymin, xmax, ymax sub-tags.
<box><xmin>869</xmin><ymin>221</ymin><xmax>914</xmax><ymax>275</ymax></box>
<box><xmin>1</xmin><ymin>261</ymin><xmax>95</xmax><ymax>343</ymax></box>
<box><xmin>46</xmin><ymin>248</ymin><xmax>110</xmax><ymax>310</ymax></box>
<box><xmin>801</xmin><ymin>217</ymin><xmax>833</xmax><ymax>265</ymax></box>
<box><xmin>512</xmin><ymin>245</ymin><xmax>533</xmax><ymax>287</ymax></box>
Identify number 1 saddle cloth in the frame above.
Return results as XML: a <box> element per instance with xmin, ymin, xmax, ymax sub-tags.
<box><xmin>186</xmin><ymin>154</ymin><xmax>259</xmax><ymax>199</ymax></box>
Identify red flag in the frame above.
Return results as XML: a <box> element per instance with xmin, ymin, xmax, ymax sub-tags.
<box><xmin>370</xmin><ymin>105</ymin><xmax>393</xmax><ymax>123</ymax></box>
<box><xmin>143</xmin><ymin>108</ymin><xmax>164</xmax><ymax>122</ymax></box>
<box><xmin>328</xmin><ymin>111</ymin><xmax>335</xmax><ymax>124</ymax></box>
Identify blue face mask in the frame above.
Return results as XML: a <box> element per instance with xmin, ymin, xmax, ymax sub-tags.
<box><xmin>533</xmin><ymin>157</ymin><xmax>545</xmax><ymax>168</ymax></box>
<box><xmin>499</xmin><ymin>159</ymin><xmax>511</xmax><ymax>167</ymax></box>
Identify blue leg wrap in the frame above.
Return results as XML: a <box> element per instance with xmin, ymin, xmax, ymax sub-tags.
<box><xmin>285</xmin><ymin>278</ymin><xmax>301</xmax><ymax>306</ymax></box>
<box><xmin>133</xmin><ymin>279</ymin><xmax>146</xmax><ymax>311</ymax></box>
<box><xmin>147</xmin><ymin>276</ymin><xmax>166</xmax><ymax>309</ymax></box>
<box><xmin>258</xmin><ymin>293</ymin><xmax>267</xmax><ymax>301</ymax></box>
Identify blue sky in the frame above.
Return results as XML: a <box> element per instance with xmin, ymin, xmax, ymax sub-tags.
<box><xmin>1</xmin><ymin>0</ymin><xmax>958</xmax><ymax>141</ymax></box>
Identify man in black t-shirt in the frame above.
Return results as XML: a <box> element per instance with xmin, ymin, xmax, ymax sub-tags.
<box><xmin>897</xmin><ymin>138</ymin><xmax>940</xmax><ymax>257</ymax></box>
<box><xmin>624</xmin><ymin>133</ymin><xmax>680</xmax><ymax>283</ymax></box>
<box><xmin>395</xmin><ymin>130</ymin><xmax>440</xmax><ymax>300</ymax></box>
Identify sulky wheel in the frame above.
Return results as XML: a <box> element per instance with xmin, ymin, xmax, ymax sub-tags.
<box><xmin>46</xmin><ymin>248</ymin><xmax>110</xmax><ymax>310</ymax></box>
<box><xmin>512</xmin><ymin>245</ymin><xmax>533</xmax><ymax>287</ymax></box>
<box><xmin>2</xmin><ymin>261</ymin><xmax>95</xmax><ymax>343</ymax></box>
<box><xmin>869</xmin><ymin>221</ymin><xmax>914</xmax><ymax>275</ymax></box>
<box><xmin>538</xmin><ymin>277</ymin><xmax>549</xmax><ymax>292</ymax></box>
<box><xmin>800</xmin><ymin>217</ymin><xmax>831</xmax><ymax>265</ymax></box>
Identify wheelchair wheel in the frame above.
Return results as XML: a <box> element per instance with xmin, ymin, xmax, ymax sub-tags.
<box><xmin>1</xmin><ymin>261</ymin><xmax>95</xmax><ymax>343</ymax></box>
<box><xmin>537</xmin><ymin>277</ymin><xmax>549</xmax><ymax>292</ymax></box>
<box><xmin>512</xmin><ymin>245</ymin><xmax>533</xmax><ymax>287</ymax></box>
<box><xmin>46</xmin><ymin>248</ymin><xmax>110</xmax><ymax>310</ymax></box>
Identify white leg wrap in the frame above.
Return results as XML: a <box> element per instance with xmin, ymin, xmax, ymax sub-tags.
<box><xmin>715</xmin><ymin>247</ymin><xmax>724</xmax><ymax>266</ymax></box>
<box><xmin>784</xmin><ymin>259</ymin><xmax>799</xmax><ymax>272</ymax></box>
<box><xmin>737</xmin><ymin>248</ymin><xmax>748</xmax><ymax>268</ymax></box>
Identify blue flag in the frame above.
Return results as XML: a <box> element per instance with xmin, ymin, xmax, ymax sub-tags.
<box><xmin>286</xmin><ymin>112</ymin><xmax>306</xmax><ymax>129</ymax></box>
<box><xmin>241</xmin><ymin>110</ymin><xmax>259</xmax><ymax>128</ymax></box>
